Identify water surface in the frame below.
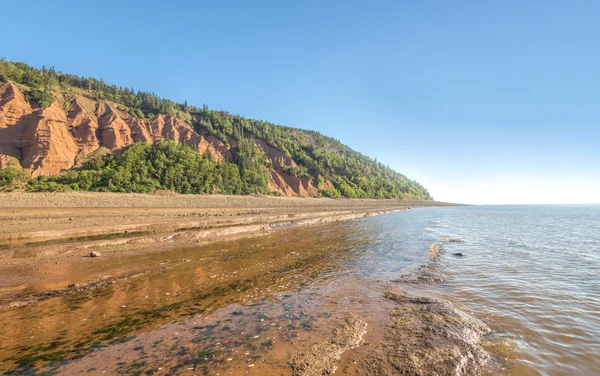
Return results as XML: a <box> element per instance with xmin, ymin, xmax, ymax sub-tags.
<box><xmin>425</xmin><ymin>205</ymin><xmax>600</xmax><ymax>376</ymax></box>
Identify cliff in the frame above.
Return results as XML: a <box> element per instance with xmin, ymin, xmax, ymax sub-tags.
<box><xmin>0</xmin><ymin>82</ymin><xmax>319</xmax><ymax>196</ymax></box>
<box><xmin>0</xmin><ymin>60</ymin><xmax>432</xmax><ymax>199</ymax></box>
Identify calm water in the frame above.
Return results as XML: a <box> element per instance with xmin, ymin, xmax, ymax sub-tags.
<box><xmin>323</xmin><ymin>204</ymin><xmax>600</xmax><ymax>375</ymax></box>
<box><xmin>2</xmin><ymin>205</ymin><xmax>599</xmax><ymax>375</ymax></box>
<box><xmin>423</xmin><ymin>205</ymin><xmax>600</xmax><ymax>376</ymax></box>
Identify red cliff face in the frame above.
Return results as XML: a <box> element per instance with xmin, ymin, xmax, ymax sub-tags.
<box><xmin>20</xmin><ymin>102</ymin><xmax>79</xmax><ymax>177</ymax></box>
<box><xmin>0</xmin><ymin>82</ymin><xmax>324</xmax><ymax>196</ymax></box>
<box><xmin>68</xmin><ymin>97</ymin><xmax>100</xmax><ymax>154</ymax></box>
<box><xmin>0</xmin><ymin>82</ymin><xmax>33</xmax><ymax>167</ymax></box>
<box><xmin>252</xmin><ymin>138</ymin><xmax>319</xmax><ymax>196</ymax></box>
<box><xmin>96</xmin><ymin>102</ymin><xmax>136</xmax><ymax>150</ymax></box>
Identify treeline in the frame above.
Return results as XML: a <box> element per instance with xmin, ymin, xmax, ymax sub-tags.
<box><xmin>0</xmin><ymin>60</ymin><xmax>187</xmax><ymax>115</ymax></box>
<box><xmin>192</xmin><ymin>110</ymin><xmax>431</xmax><ymax>199</ymax></box>
<box><xmin>0</xmin><ymin>59</ymin><xmax>431</xmax><ymax>200</ymax></box>
<box><xmin>17</xmin><ymin>140</ymin><xmax>272</xmax><ymax>195</ymax></box>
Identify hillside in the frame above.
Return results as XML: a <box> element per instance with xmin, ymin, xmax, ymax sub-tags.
<box><xmin>0</xmin><ymin>60</ymin><xmax>431</xmax><ymax>199</ymax></box>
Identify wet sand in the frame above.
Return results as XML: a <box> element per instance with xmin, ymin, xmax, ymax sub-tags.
<box><xmin>0</xmin><ymin>193</ymin><xmax>494</xmax><ymax>375</ymax></box>
<box><xmin>0</xmin><ymin>193</ymin><xmax>450</xmax><ymax>309</ymax></box>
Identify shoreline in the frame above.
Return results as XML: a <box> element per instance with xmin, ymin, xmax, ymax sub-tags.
<box><xmin>0</xmin><ymin>193</ymin><xmax>498</xmax><ymax>375</ymax></box>
<box><xmin>0</xmin><ymin>193</ymin><xmax>451</xmax><ymax>310</ymax></box>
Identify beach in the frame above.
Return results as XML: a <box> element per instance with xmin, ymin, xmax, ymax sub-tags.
<box><xmin>3</xmin><ymin>196</ymin><xmax>595</xmax><ymax>375</ymax></box>
<box><xmin>0</xmin><ymin>193</ymin><xmax>491</xmax><ymax>375</ymax></box>
<box><xmin>0</xmin><ymin>193</ymin><xmax>448</xmax><ymax>311</ymax></box>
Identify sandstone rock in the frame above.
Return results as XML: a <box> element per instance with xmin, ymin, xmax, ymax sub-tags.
<box><xmin>67</xmin><ymin>97</ymin><xmax>100</xmax><ymax>154</ymax></box>
<box><xmin>20</xmin><ymin>102</ymin><xmax>79</xmax><ymax>177</ymax></box>
<box><xmin>360</xmin><ymin>289</ymin><xmax>491</xmax><ymax>376</ymax></box>
<box><xmin>97</xmin><ymin>102</ymin><xmax>135</xmax><ymax>150</ymax></box>
<box><xmin>0</xmin><ymin>82</ymin><xmax>322</xmax><ymax>197</ymax></box>
<box><xmin>200</xmin><ymin>133</ymin><xmax>232</xmax><ymax>162</ymax></box>
<box><xmin>0</xmin><ymin>82</ymin><xmax>33</xmax><ymax>168</ymax></box>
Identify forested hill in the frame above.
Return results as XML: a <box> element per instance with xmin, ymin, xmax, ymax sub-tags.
<box><xmin>0</xmin><ymin>60</ymin><xmax>432</xmax><ymax>200</ymax></box>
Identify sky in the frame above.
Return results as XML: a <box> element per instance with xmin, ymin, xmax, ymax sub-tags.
<box><xmin>3</xmin><ymin>0</ymin><xmax>599</xmax><ymax>204</ymax></box>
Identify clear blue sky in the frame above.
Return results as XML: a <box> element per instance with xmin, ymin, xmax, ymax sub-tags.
<box><xmin>4</xmin><ymin>0</ymin><xmax>599</xmax><ymax>204</ymax></box>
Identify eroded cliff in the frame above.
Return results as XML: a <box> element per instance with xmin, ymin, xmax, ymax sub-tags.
<box><xmin>0</xmin><ymin>82</ymin><xmax>318</xmax><ymax>196</ymax></box>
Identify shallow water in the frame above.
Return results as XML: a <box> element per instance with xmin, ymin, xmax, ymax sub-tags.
<box><xmin>1</xmin><ymin>206</ymin><xmax>598</xmax><ymax>375</ymax></box>
<box><xmin>425</xmin><ymin>205</ymin><xmax>600</xmax><ymax>376</ymax></box>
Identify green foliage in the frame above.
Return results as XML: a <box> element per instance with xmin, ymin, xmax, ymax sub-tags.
<box><xmin>236</xmin><ymin>138</ymin><xmax>270</xmax><ymax>194</ymax></box>
<box><xmin>27</xmin><ymin>140</ymin><xmax>265</xmax><ymax>195</ymax></box>
<box><xmin>26</xmin><ymin>87</ymin><xmax>55</xmax><ymax>108</ymax></box>
<box><xmin>0</xmin><ymin>59</ymin><xmax>432</xmax><ymax>200</ymax></box>
<box><xmin>283</xmin><ymin>165</ymin><xmax>311</xmax><ymax>179</ymax></box>
<box><xmin>0</xmin><ymin>60</ymin><xmax>56</xmax><ymax>108</ymax></box>
<box><xmin>219</xmin><ymin>161</ymin><xmax>243</xmax><ymax>195</ymax></box>
<box><xmin>319</xmin><ymin>186</ymin><xmax>341</xmax><ymax>198</ymax></box>
<box><xmin>192</xmin><ymin>110</ymin><xmax>432</xmax><ymax>199</ymax></box>
<box><xmin>0</xmin><ymin>166</ymin><xmax>29</xmax><ymax>189</ymax></box>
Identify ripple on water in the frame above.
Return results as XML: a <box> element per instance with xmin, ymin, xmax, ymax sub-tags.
<box><xmin>424</xmin><ymin>205</ymin><xmax>600</xmax><ymax>376</ymax></box>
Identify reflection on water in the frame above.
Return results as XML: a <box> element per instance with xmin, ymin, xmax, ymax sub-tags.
<box><xmin>1</xmin><ymin>218</ymin><xmax>413</xmax><ymax>374</ymax></box>
<box><xmin>2</xmin><ymin>206</ymin><xmax>599</xmax><ymax>375</ymax></box>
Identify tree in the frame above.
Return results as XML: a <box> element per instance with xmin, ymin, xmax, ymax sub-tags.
<box><xmin>27</xmin><ymin>87</ymin><xmax>54</xmax><ymax>108</ymax></box>
<box><xmin>0</xmin><ymin>166</ymin><xmax>29</xmax><ymax>188</ymax></box>
<box><xmin>236</xmin><ymin>138</ymin><xmax>269</xmax><ymax>194</ymax></box>
<box><xmin>0</xmin><ymin>59</ymin><xmax>432</xmax><ymax>200</ymax></box>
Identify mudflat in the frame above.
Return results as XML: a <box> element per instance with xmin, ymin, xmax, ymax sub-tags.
<box><xmin>0</xmin><ymin>192</ymin><xmax>447</xmax><ymax>309</ymax></box>
<box><xmin>1</xmin><ymin>193</ymin><xmax>492</xmax><ymax>375</ymax></box>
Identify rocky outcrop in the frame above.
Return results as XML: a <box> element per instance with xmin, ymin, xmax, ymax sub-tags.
<box><xmin>283</xmin><ymin>173</ymin><xmax>318</xmax><ymax>196</ymax></box>
<box><xmin>253</xmin><ymin>138</ymin><xmax>296</xmax><ymax>170</ymax></box>
<box><xmin>0</xmin><ymin>82</ymin><xmax>321</xmax><ymax>195</ymax></box>
<box><xmin>199</xmin><ymin>134</ymin><xmax>232</xmax><ymax>162</ymax></box>
<box><xmin>253</xmin><ymin>137</ymin><xmax>319</xmax><ymax>196</ymax></box>
<box><xmin>122</xmin><ymin>112</ymin><xmax>153</xmax><ymax>145</ymax></box>
<box><xmin>21</xmin><ymin>102</ymin><xmax>79</xmax><ymax>177</ymax></box>
<box><xmin>67</xmin><ymin>97</ymin><xmax>100</xmax><ymax>154</ymax></box>
<box><xmin>291</xmin><ymin>314</ymin><xmax>367</xmax><ymax>376</ymax></box>
<box><xmin>268</xmin><ymin>169</ymin><xmax>298</xmax><ymax>196</ymax></box>
<box><xmin>360</xmin><ymin>289</ymin><xmax>491</xmax><ymax>376</ymax></box>
<box><xmin>96</xmin><ymin>102</ymin><xmax>136</xmax><ymax>150</ymax></box>
<box><xmin>0</xmin><ymin>82</ymin><xmax>32</xmax><ymax>126</ymax></box>
<box><xmin>0</xmin><ymin>84</ymin><xmax>79</xmax><ymax>176</ymax></box>
<box><xmin>0</xmin><ymin>82</ymin><xmax>32</xmax><ymax>167</ymax></box>
<box><xmin>148</xmin><ymin>114</ymin><xmax>194</xmax><ymax>145</ymax></box>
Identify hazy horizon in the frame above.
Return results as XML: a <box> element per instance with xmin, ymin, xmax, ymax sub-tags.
<box><xmin>3</xmin><ymin>0</ymin><xmax>598</xmax><ymax>204</ymax></box>
<box><xmin>454</xmin><ymin>202</ymin><xmax>600</xmax><ymax>206</ymax></box>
